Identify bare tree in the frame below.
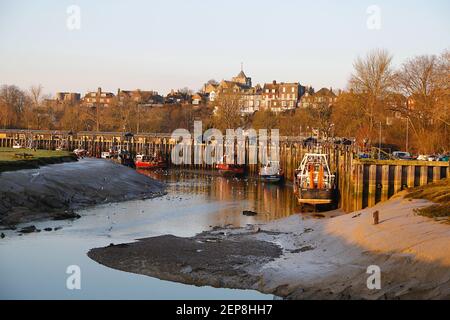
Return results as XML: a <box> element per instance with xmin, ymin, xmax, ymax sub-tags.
<box><xmin>349</xmin><ymin>49</ymin><xmax>395</xmax><ymax>142</ymax></box>
<box><xmin>29</xmin><ymin>85</ymin><xmax>44</xmax><ymax>107</ymax></box>
<box><xmin>394</xmin><ymin>52</ymin><xmax>450</xmax><ymax>152</ymax></box>
<box><xmin>213</xmin><ymin>92</ymin><xmax>242</xmax><ymax>131</ymax></box>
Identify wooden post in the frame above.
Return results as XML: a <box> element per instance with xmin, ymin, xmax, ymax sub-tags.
<box><xmin>394</xmin><ymin>165</ymin><xmax>402</xmax><ymax>193</ymax></box>
<box><xmin>381</xmin><ymin>165</ymin><xmax>390</xmax><ymax>202</ymax></box>
<box><xmin>373</xmin><ymin>211</ymin><xmax>379</xmax><ymax>225</ymax></box>
<box><xmin>368</xmin><ymin>165</ymin><xmax>377</xmax><ymax>208</ymax></box>
<box><xmin>419</xmin><ymin>166</ymin><xmax>428</xmax><ymax>186</ymax></box>
<box><xmin>407</xmin><ymin>166</ymin><xmax>415</xmax><ymax>188</ymax></box>
<box><xmin>433</xmin><ymin>166</ymin><xmax>441</xmax><ymax>182</ymax></box>
<box><xmin>353</xmin><ymin>163</ymin><xmax>364</xmax><ymax>211</ymax></box>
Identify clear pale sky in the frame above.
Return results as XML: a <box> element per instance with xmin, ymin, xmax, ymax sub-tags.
<box><xmin>0</xmin><ymin>0</ymin><xmax>449</xmax><ymax>96</ymax></box>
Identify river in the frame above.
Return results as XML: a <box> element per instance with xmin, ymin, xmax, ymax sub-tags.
<box><xmin>0</xmin><ymin>166</ymin><xmax>301</xmax><ymax>299</ymax></box>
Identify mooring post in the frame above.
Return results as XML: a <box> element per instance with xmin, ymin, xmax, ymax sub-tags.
<box><xmin>432</xmin><ymin>166</ymin><xmax>441</xmax><ymax>183</ymax></box>
<box><xmin>419</xmin><ymin>165</ymin><xmax>428</xmax><ymax>186</ymax></box>
<box><xmin>373</xmin><ymin>211</ymin><xmax>380</xmax><ymax>225</ymax></box>
<box><xmin>368</xmin><ymin>165</ymin><xmax>377</xmax><ymax>208</ymax></box>
<box><xmin>381</xmin><ymin>165</ymin><xmax>390</xmax><ymax>202</ymax></box>
<box><xmin>407</xmin><ymin>166</ymin><xmax>415</xmax><ymax>188</ymax></box>
<box><xmin>352</xmin><ymin>163</ymin><xmax>364</xmax><ymax>211</ymax></box>
<box><xmin>394</xmin><ymin>165</ymin><xmax>402</xmax><ymax>193</ymax></box>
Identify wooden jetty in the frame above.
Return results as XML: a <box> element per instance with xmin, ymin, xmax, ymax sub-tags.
<box><xmin>1</xmin><ymin>129</ymin><xmax>448</xmax><ymax>213</ymax></box>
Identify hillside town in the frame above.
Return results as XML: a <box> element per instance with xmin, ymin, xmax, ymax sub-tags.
<box><xmin>1</xmin><ymin>49</ymin><xmax>449</xmax><ymax>155</ymax></box>
<box><xmin>45</xmin><ymin>67</ymin><xmax>337</xmax><ymax>115</ymax></box>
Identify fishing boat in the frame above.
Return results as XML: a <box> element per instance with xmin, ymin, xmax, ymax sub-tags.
<box><xmin>73</xmin><ymin>148</ymin><xmax>87</xmax><ymax>158</ymax></box>
<box><xmin>259</xmin><ymin>161</ymin><xmax>284</xmax><ymax>183</ymax></box>
<box><xmin>12</xmin><ymin>142</ymin><xmax>23</xmax><ymax>149</ymax></box>
<box><xmin>216</xmin><ymin>156</ymin><xmax>245</xmax><ymax>176</ymax></box>
<box><xmin>294</xmin><ymin>153</ymin><xmax>336</xmax><ymax>205</ymax></box>
<box><xmin>135</xmin><ymin>154</ymin><xmax>168</xmax><ymax>170</ymax></box>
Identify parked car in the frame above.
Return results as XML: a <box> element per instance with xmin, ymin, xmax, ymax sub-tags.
<box><xmin>437</xmin><ymin>154</ymin><xmax>450</xmax><ymax>162</ymax></box>
<box><xmin>417</xmin><ymin>155</ymin><xmax>429</xmax><ymax>161</ymax></box>
<box><xmin>334</xmin><ymin>138</ymin><xmax>353</xmax><ymax>146</ymax></box>
<box><xmin>358</xmin><ymin>153</ymin><xmax>370</xmax><ymax>159</ymax></box>
<box><xmin>303</xmin><ymin>137</ymin><xmax>317</xmax><ymax>147</ymax></box>
<box><xmin>392</xmin><ymin>151</ymin><xmax>413</xmax><ymax>160</ymax></box>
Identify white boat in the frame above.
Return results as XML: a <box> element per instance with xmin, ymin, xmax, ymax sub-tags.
<box><xmin>294</xmin><ymin>153</ymin><xmax>336</xmax><ymax>205</ymax></box>
<box><xmin>101</xmin><ymin>151</ymin><xmax>112</xmax><ymax>159</ymax></box>
<box><xmin>12</xmin><ymin>142</ymin><xmax>23</xmax><ymax>149</ymax></box>
<box><xmin>259</xmin><ymin>161</ymin><xmax>284</xmax><ymax>182</ymax></box>
<box><xmin>73</xmin><ymin>148</ymin><xmax>87</xmax><ymax>157</ymax></box>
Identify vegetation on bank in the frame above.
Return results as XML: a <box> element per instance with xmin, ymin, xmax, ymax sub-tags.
<box><xmin>406</xmin><ymin>179</ymin><xmax>450</xmax><ymax>221</ymax></box>
<box><xmin>0</xmin><ymin>147</ymin><xmax>76</xmax><ymax>172</ymax></box>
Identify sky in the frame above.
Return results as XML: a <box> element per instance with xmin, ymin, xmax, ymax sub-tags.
<box><xmin>0</xmin><ymin>0</ymin><xmax>449</xmax><ymax>96</ymax></box>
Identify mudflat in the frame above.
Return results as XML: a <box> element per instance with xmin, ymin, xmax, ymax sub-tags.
<box><xmin>88</xmin><ymin>194</ymin><xmax>450</xmax><ymax>300</ymax></box>
<box><xmin>0</xmin><ymin>158</ymin><xmax>166</xmax><ymax>226</ymax></box>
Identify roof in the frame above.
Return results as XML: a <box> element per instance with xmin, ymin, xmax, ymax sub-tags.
<box><xmin>315</xmin><ymin>88</ymin><xmax>336</xmax><ymax>97</ymax></box>
<box><xmin>236</xmin><ymin>70</ymin><xmax>247</xmax><ymax>79</ymax></box>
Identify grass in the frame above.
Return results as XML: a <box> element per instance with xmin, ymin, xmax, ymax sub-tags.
<box><xmin>0</xmin><ymin>148</ymin><xmax>71</xmax><ymax>161</ymax></box>
<box><xmin>0</xmin><ymin>147</ymin><xmax>76</xmax><ymax>172</ymax></box>
<box><xmin>405</xmin><ymin>178</ymin><xmax>450</xmax><ymax>222</ymax></box>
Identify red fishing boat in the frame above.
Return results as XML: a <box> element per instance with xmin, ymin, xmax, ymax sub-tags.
<box><xmin>216</xmin><ymin>156</ymin><xmax>246</xmax><ymax>176</ymax></box>
<box><xmin>135</xmin><ymin>154</ymin><xmax>168</xmax><ymax>170</ymax></box>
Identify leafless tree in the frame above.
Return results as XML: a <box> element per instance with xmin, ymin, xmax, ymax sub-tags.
<box><xmin>393</xmin><ymin>52</ymin><xmax>450</xmax><ymax>152</ymax></box>
<box><xmin>349</xmin><ymin>49</ymin><xmax>396</xmax><ymax>141</ymax></box>
<box><xmin>213</xmin><ymin>92</ymin><xmax>242</xmax><ymax>131</ymax></box>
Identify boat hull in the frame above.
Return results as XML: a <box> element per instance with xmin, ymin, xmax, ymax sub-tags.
<box><xmin>297</xmin><ymin>188</ymin><xmax>336</xmax><ymax>204</ymax></box>
<box><xmin>216</xmin><ymin>164</ymin><xmax>245</xmax><ymax>176</ymax></box>
<box><xmin>135</xmin><ymin>161</ymin><xmax>167</xmax><ymax>170</ymax></box>
<box><xmin>260</xmin><ymin>174</ymin><xmax>284</xmax><ymax>183</ymax></box>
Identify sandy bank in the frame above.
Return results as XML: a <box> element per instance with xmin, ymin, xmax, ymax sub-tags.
<box><xmin>88</xmin><ymin>194</ymin><xmax>450</xmax><ymax>300</ymax></box>
<box><xmin>0</xmin><ymin>158</ymin><xmax>166</xmax><ymax>226</ymax></box>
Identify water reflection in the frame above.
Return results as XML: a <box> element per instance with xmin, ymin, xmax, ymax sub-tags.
<box><xmin>138</xmin><ymin>169</ymin><xmax>300</xmax><ymax>226</ymax></box>
<box><xmin>0</xmin><ymin>168</ymin><xmax>304</xmax><ymax>300</ymax></box>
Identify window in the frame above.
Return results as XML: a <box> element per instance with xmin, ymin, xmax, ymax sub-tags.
<box><xmin>283</xmin><ymin>87</ymin><xmax>286</xmax><ymax>93</ymax></box>
<box><xmin>291</xmin><ymin>87</ymin><xmax>295</xmax><ymax>93</ymax></box>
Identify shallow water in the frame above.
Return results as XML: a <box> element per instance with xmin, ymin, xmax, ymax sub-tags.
<box><xmin>0</xmin><ymin>167</ymin><xmax>301</xmax><ymax>300</ymax></box>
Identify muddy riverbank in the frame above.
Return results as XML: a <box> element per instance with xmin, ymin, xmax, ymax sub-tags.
<box><xmin>0</xmin><ymin>159</ymin><xmax>165</xmax><ymax>226</ymax></box>
<box><xmin>0</xmin><ymin>154</ymin><xmax>78</xmax><ymax>173</ymax></box>
<box><xmin>89</xmin><ymin>194</ymin><xmax>450</xmax><ymax>300</ymax></box>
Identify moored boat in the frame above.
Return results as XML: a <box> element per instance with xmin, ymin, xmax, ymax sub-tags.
<box><xmin>216</xmin><ymin>156</ymin><xmax>245</xmax><ymax>176</ymax></box>
<box><xmin>259</xmin><ymin>161</ymin><xmax>284</xmax><ymax>183</ymax></box>
<box><xmin>135</xmin><ymin>154</ymin><xmax>168</xmax><ymax>170</ymax></box>
<box><xmin>294</xmin><ymin>153</ymin><xmax>336</xmax><ymax>205</ymax></box>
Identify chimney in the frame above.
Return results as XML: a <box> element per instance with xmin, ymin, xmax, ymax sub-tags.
<box><xmin>272</xmin><ymin>80</ymin><xmax>277</xmax><ymax>85</ymax></box>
